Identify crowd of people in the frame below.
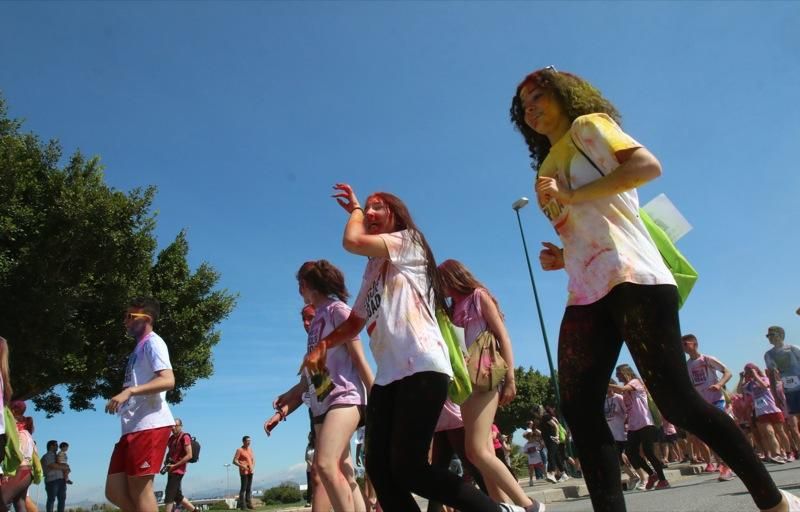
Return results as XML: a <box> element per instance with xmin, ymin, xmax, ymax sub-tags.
<box><xmin>262</xmin><ymin>66</ymin><xmax>800</xmax><ymax>512</ymax></box>
<box><xmin>1</xmin><ymin>65</ymin><xmax>799</xmax><ymax>512</ymax></box>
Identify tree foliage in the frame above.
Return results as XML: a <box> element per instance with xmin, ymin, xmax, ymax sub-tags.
<box><xmin>263</xmin><ymin>481</ymin><xmax>303</xmax><ymax>504</ymax></box>
<box><xmin>0</xmin><ymin>96</ymin><xmax>237</xmax><ymax>414</ymax></box>
<box><xmin>494</xmin><ymin>366</ymin><xmax>557</xmax><ymax>435</ymax></box>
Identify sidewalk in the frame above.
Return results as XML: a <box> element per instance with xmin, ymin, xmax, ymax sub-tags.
<box><xmin>274</xmin><ymin>462</ymin><xmax>711</xmax><ymax>510</ymax></box>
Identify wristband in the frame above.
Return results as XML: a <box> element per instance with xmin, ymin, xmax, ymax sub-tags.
<box><xmin>350</xmin><ymin>207</ymin><xmax>364</xmax><ymax>214</ymax></box>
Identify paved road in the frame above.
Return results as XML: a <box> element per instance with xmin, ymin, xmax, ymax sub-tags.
<box><xmin>549</xmin><ymin>461</ymin><xmax>800</xmax><ymax>511</ymax></box>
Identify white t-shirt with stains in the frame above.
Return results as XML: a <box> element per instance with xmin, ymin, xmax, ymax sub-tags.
<box><xmin>537</xmin><ymin>113</ymin><xmax>675</xmax><ymax>306</ymax></box>
<box><xmin>353</xmin><ymin>230</ymin><xmax>452</xmax><ymax>386</ymax></box>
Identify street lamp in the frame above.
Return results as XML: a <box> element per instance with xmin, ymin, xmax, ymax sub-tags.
<box><xmin>511</xmin><ymin>197</ymin><xmax>561</xmax><ymax>412</ymax></box>
<box><xmin>224</xmin><ymin>463</ymin><xmax>231</xmax><ymax>500</ymax></box>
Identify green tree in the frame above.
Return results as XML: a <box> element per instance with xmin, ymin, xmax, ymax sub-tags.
<box><xmin>0</xmin><ymin>96</ymin><xmax>237</xmax><ymax>414</ymax></box>
<box><xmin>263</xmin><ymin>481</ymin><xmax>303</xmax><ymax>504</ymax></box>
<box><xmin>494</xmin><ymin>366</ymin><xmax>556</xmax><ymax>435</ymax></box>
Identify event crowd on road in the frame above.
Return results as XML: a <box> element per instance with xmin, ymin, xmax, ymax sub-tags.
<box><xmin>1</xmin><ymin>66</ymin><xmax>799</xmax><ymax>512</ymax></box>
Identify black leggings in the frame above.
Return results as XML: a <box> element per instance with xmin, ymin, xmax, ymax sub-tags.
<box><xmin>544</xmin><ymin>437</ymin><xmax>564</xmax><ymax>474</ymax></box>
<box><xmin>365</xmin><ymin>371</ymin><xmax>501</xmax><ymax>512</ymax></box>
<box><xmin>558</xmin><ymin>283</ymin><xmax>780</xmax><ymax>512</ymax></box>
<box><xmin>625</xmin><ymin>426</ymin><xmax>664</xmax><ymax>480</ymax></box>
<box><xmin>427</xmin><ymin>427</ymin><xmax>488</xmax><ymax>512</ymax></box>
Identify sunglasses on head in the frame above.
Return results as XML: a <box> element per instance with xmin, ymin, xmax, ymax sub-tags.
<box><xmin>125</xmin><ymin>312</ymin><xmax>152</xmax><ymax>322</ymax></box>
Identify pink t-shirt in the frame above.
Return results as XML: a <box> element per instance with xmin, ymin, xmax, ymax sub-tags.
<box><xmin>435</xmin><ymin>399</ymin><xmax>464</xmax><ymax>432</ymax></box>
<box><xmin>604</xmin><ymin>393</ymin><xmax>627</xmax><ymax>441</ymax></box>
<box><xmin>452</xmin><ymin>288</ymin><xmax>489</xmax><ymax>349</ymax></box>
<box><xmin>622</xmin><ymin>379</ymin><xmax>653</xmax><ymax>432</ymax></box>
<box><xmin>686</xmin><ymin>354</ymin><xmax>725</xmax><ymax>404</ymax></box>
<box><xmin>305</xmin><ymin>299</ymin><xmax>366</xmax><ymax>417</ymax></box>
<box><xmin>743</xmin><ymin>377</ymin><xmax>782</xmax><ymax>417</ymax></box>
<box><xmin>491</xmin><ymin>424</ymin><xmax>502</xmax><ymax>449</ymax></box>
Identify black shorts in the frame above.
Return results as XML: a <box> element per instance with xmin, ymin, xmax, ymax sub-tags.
<box><xmin>312</xmin><ymin>404</ymin><xmax>366</xmax><ymax>428</ymax></box>
<box><xmin>164</xmin><ymin>472</ymin><xmax>185</xmax><ymax>504</ymax></box>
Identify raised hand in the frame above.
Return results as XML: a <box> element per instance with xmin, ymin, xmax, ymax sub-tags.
<box><xmin>332</xmin><ymin>183</ymin><xmax>361</xmax><ymax>213</ymax></box>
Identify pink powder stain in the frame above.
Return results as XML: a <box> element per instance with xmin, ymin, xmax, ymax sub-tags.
<box><xmin>583</xmin><ymin>247</ymin><xmax>613</xmax><ymax>269</ymax></box>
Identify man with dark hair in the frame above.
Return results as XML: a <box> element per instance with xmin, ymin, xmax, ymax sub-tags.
<box><xmin>232</xmin><ymin>436</ymin><xmax>255</xmax><ymax>510</ymax></box>
<box><xmin>682</xmin><ymin>333</ymin><xmax>735</xmax><ymax>480</ymax></box>
<box><xmin>163</xmin><ymin>418</ymin><xmax>196</xmax><ymax>512</ymax></box>
<box><xmin>104</xmin><ymin>297</ymin><xmax>176</xmax><ymax>512</ymax></box>
<box><xmin>764</xmin><ymin>325</ymin><xmax>800</xmax><ymax>459</ymax></box>
<box><xmin>41</xmin><ymin>440</ymin><xmax>69</xmax><ymax>512</ymax></box>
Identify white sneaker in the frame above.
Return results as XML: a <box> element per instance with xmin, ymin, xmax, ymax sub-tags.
<box><xmin>545</xmin><ymin>473</ymin><xmax>557</xmax><ymax>483</ymax></box>
<box><xmin>527</xmin><ymin>501</ymin><xmax>546</xmax><ymax>512</ymax></box>
<box><xmin>498</xmin><ymin>504</ymin><xmax>525</xmax><ymax>512</ymax></box>
<box><xmin>558</xmin><ymin>473</ymin><xmax>570</xmax><ymax>482</ymax></box>
<box><xmin>780</xmin><ymin>490</ymin><xmax>800</xmax><ymax>512</ymax></box>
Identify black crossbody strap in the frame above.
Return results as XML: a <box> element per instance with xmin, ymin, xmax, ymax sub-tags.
<box><xmin>570</xmin><ymin>133</ymin><xmax>605</xmax><ymax>177</ymax></box>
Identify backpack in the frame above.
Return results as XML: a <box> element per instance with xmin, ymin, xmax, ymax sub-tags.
<box><xmin>188</xmin><ymin>436</ymin><xmax>201</xmax><ymax>463</ymax></box>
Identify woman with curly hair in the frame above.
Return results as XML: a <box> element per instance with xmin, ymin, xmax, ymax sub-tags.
<box><xmin>302</xmin><ymin>184</ymin><xmax>539</xmax><ymax>512</ymax></box>
<box><xmin>269</xmin><ymin>261</ymin><xmax>371</xmax><ymax>512</ymax></box>
<box><xmin>438</xmin><ymin>259</ymin><xmax>540</xmax><ymax>509</ymax></box>
<box><xmin>509</xmin><ymin>66</ymin><xmax>797</xmax><ymax>512</ymax></box>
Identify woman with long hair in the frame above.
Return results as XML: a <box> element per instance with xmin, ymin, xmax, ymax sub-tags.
<box><xmin>766</xmin><ymin>367</ymin><xmax>798</xmax><ymax>460</ymax></box>
<box><xmin>270</xmin><ymin>261</ymin><xmax>371</xmax><ymax>512</ymax></box>
<box><xmin>744</xmin><ymin>364</ymin><xmax>788</xmax><ymax>464</ymax></box>
<box><xmin>609</xmin><ymin>364</ymin><xmax>668</xmax><ymax>490</ymax></box>
<box><xmin>509</xmin><ymin>66</ymin><xmax>797</xmax><ymax>511</ymax></box>
<box><xmin>302</xmin><ymin>184</ymin><xmax>537</xmax><ymax>512</ymax></box>
<box><xmin>438</xmin><ymin>259</ymin><xmax>541</xmax><ymax>510</ymax></box>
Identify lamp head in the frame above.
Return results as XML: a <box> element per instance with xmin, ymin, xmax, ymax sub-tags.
<box><xmin>512</xmin><ymin>197</ymin><xmax>530</xmax><ymax>211</ymax></box>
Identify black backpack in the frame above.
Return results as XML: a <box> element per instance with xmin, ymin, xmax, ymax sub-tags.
<box><xmin>183</xmin><ymin>433</ymin><xmax>201</xmax><ymax>463</ymax></box>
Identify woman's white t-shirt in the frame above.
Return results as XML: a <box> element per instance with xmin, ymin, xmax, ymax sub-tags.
<box><xmin>536</xmin><ymin>113</ymin><xmax>675</xmax><ymax>306</ymax></box>
<box><xmin>353</xmin><ymin>230</ymin><xmax>452</xmax><ymax>386</ymax></box>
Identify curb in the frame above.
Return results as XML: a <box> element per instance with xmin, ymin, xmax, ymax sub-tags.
<box><xmin>521</xmin><ymin>465</ymin><xmax>706</xmax><ymax>504</ymax></box>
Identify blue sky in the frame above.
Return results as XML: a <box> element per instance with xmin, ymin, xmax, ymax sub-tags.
<box><xmin>1</xmin><ymin>0</ymin><xmax>799</xmax><ymax>504</ymax></box>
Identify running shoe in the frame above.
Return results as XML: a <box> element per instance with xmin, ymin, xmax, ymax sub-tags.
<box><xmin>627</xmin><ymin>475</ymin><xmax>641</xmax><ymax>490</ymax></box>
<box><xmin>654</xmin><ymin>480</ymin><xmax>670</xmax><ymax>490</ymax></box>
<box><xmin>766</xmin><ymin>455</ymin><xmax>787</xmax><ymax>464</ymax></box>
<box><xmin>786</xmin><ymin>453</ymin><xmax>796</xmax><ymax>462</ymax></box>
<box><xmin>499</xmin><ymin>503</ymin><xmax>546</xmax><ymax>512</ymax></box>
<box><xmin>645</xmin><ymin>473</ymin><xmax>659</xmax><ymax>490</ymax></box>
<box><xmin>526</xmin><ymin>501</ymin><xmax>546</xmax><ymax>512</ymax></box>
<box><xmin>779</xmin><ymin>490</ymin><xmax>800</xmax><ymax>512</ymax></box>
<box><xmin>703</xmin><ymin>463</ymin><xmax>717</xmax><ymax>473</ymax></box>
<box><xmin>635</xmin><ymin>482</ymin><xmax>647</xmax><ymax>491</ymax></box>
<box><xmin>717</xmin><ymin>465</ymin><xmax>735</xmax><ymax>481</ymax></box>
<box><xmin>558</xmin><ymin>473</ymin><xmax>571</xmax><ymax>482</ymax></box>
<box><xmin>545</xmin><ymin>473</ymin><xmax>557</xmax><ymax>484</ymax></box>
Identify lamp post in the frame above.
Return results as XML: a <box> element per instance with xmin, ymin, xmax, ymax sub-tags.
<box><xmin>224</xmin><ymin>463</ymin><xmax>231</xmax><ymax>499</ymax></box>
<box><xmin>512</xmin><ymin>197</ymin><xmax>561</xmax><ymax>412</ymax></box>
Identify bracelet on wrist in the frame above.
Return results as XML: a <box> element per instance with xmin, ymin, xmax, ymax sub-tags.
<box><xmin>350</xmin><ymin>206</ymin><xmax>363</xmax><ymax>214</ymax></box>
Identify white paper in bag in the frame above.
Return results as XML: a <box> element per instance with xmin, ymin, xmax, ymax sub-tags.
<box><xmin>642</xmin><ymin>193</ymin><xmax>693</xmax><ymax>243</ymax></box>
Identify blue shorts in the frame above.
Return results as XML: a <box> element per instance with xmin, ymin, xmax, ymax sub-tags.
<box><xmin>712</xmin><ymin>399</ymin><xmax>726</xmax><ymax>411</ymax></box>
<box><xmin>786</xmin><ymin>390</ymin><xmax>800</xmax><ymax>416</ymax></box>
